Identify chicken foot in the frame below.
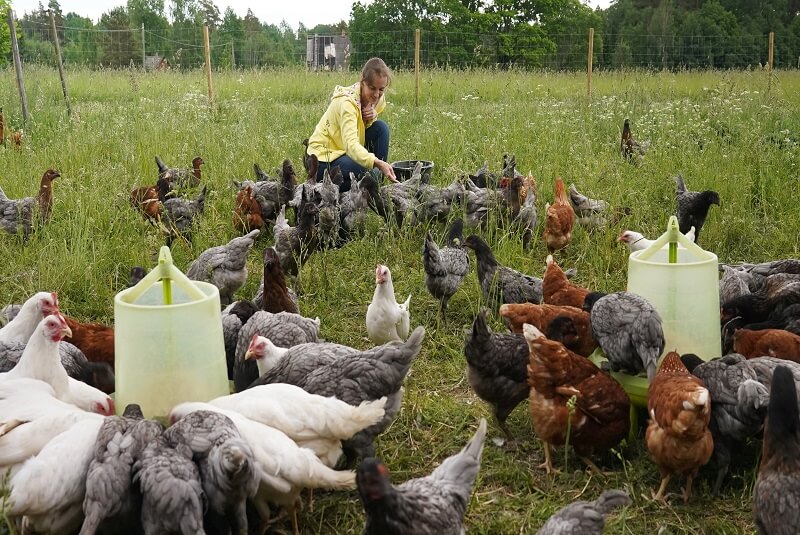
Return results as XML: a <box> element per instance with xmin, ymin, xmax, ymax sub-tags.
<box><xmin>538</xmin><ymin>441</ymin><xmax>560</xmax><ymax>474</ymax></box>
<box><xmin>681</xmin><ymin>474</ymin><xmax>695</xmax><ymax>502</ymax></box>
<box><xmin>652</xmin><ymin>474</ymin><xmax>671</xmax><ymax>502</ymax></box>
<box><xmin>578</xmin><ymin>455</ymin><xmax>609</xmax><ymax>476</ymax></box>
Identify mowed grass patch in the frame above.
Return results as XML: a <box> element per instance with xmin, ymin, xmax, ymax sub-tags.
<box><xmin>1</xmin><ymin>65</ymin><xmax>799</xmax><ymax>533</ymax></box>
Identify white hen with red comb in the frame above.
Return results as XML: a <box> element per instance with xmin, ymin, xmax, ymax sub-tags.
<box><xmin>366</xmin><ymin>264</ymin><xmax>411</xmax><ymax>345</ymax></box>
<box><xmin>0</xmin><ymin>291</ymin><xmax>59</xmax><ymax>344</ymax></box>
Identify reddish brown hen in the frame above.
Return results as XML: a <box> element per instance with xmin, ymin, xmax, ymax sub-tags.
<box><xmin>646</xmin><ymin>351</ymin><xmax>713</xmax><ymax>502</ymax></box>
<box><xmin>260</xmin><ymin>246</ymin><xmax>299</xmax><ymax>314</ymax></box>
<box><xmin>524</xmin><ymin>323</ymin><xmax>630</xmax><ymax>474</ymax></box>
<box><xmin>233</xmin><ymin>184</ymin><xmax>265</xmax><ymax>233</ymax></box>
<box><xmin>64</xmin><ymin>315</ymin><xmax>115</xmax><ymax>370</ymax></box>
<box><xmin>734</xmin><ymin>328</ymin><xmax>800</xmax><ymax>363</ymax></box>
<box><xmin>542</xmin><ymin>255</ymin><xmax>589</xmax><ymax>308</ymax></box>
<box><xmin>500</xmin><ymin>302</ymin><xmax>596</xmax><ymax>357</ymax></box>
<box><xmin>543</xmin><ymin>177</ymin><xmax>575</xmax><ymax>253</ymax></box>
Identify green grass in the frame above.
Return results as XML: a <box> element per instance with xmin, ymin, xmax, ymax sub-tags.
<box><xmin>1</xmin><ymin>65</ymin><xmax>799</xmax><ymax>534</ymax></box>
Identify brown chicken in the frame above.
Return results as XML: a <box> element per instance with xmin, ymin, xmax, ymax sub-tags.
<box><xmin>542</xmin><ymin>255</ymin><xmax>589</xmax><ymax>308</ymax></box>
<box><xmin>524</xmin><ymin>323</ymin><xmax>630</xmax><ymax>474</ymax></box>
<box><xmin>646</xmin><ymin>351</ymin><xmax>713</xmax><ymax>502</ymax></box>
<box><xmin>64</xmin><ymin>315</ymin><xmax>115</xmax><ymax>370</ymax></box>
<box><xmin>260</xmin><ymin>247</ymin><xmax>299</xmax><ymax>314</ymax></box>
<box><xmin>543</xmin><ymin>177</ymin><xmax>575</xmax><ymax>253</ymax></box>
<box><xmin>233</xmin><ymin>184</ymin><xmax>265</xmax><ymax>233</ymax></box>
<box><xmin>734</xmin><ymin>328</ymin><xmax>800</xmax><ymax>362</ymax></box>
<box><xmin>130</xmin><ymin>173</ymin><xmax>172</xmax><ymax>223</ymax></box>
<box><xmin>500</xmin><ymin>302</ymin><xmax>596</xmax><ymax>357</ymax></box>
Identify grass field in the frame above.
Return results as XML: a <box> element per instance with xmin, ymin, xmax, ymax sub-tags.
<box><xmin>1</xmin><ymin>64</ymin><xmax>799</xmax><ymax>534</ymax></box>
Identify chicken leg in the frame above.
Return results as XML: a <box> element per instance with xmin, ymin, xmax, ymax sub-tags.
<box><xmin>538</xmin><ymin>441</ymin><xmax>559</xmax><ymax>474</ymax></box>
<box><xmin>652</xmin><ymin>474</ymin><xmax>671</xmax><ymax>502</ymax></box>
<box><xmin>681</xmin><ymin>475</ymin><xmax>695</xmax><ymax>502</ymax></box>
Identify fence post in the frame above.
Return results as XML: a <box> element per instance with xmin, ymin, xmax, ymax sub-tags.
<box><xmin>768</xmin><ymin>31</ymin><xmax>774</xmax><ymax>93</ymax></box>
<box><xmin>49</xmin><ymin>10</ymin><xmax>71</xmax><ymax>118</ymax></box>
<box><xmin>414</xmin><ymin>28</ymin><xmax>420</xmax><ymax>107</ymax></box>
<box><xmin>7</xmin><ymin>10</ymin><xmax>29</xmax><ymax>123</ymax></box>
<box><xmin>587</xmin><ymin>27</ymin><xmax>594</xmax><ymax>99</ymax></box>
<box><xmin>141</xmin><ymin>24</ymin><xmax>145</xmax><ymax>69</ymax></box>
<box><xmin>203</xmin><ymin>25</ymin><xmax>213</xmax><ymax>103</ymax></box>
<box><xmin>231</xmin><ymin>41</ymin><xmax>235</xmax><ymax>69</ymax></box>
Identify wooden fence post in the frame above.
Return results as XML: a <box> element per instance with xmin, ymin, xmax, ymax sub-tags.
<box><xmin>768</xmin><ymin>31</ymin><xmax>774</xmax><ymax>93</ymax></box>
<box><xmin>414</xmin><ymin>29</ymin><xmax>420</xmax><ymax>107</ymax></box>
<box><xmin>231</xmin><ymin>42</ymin><xmax>235</xmax><ymax>69</ymax></box>
<box><xmin>203</xmin><ymin>25</ymin><xmax>213</xmax><ymax>103</ymax></box>
<box><xmin>49</xmin><ymin>10</ymin><xmax>71</xmax><ymax>118</ymax></box>
<box><xmin>587</xmin><ymin>27</ymin><xmax>594</xmax><ymax>99</ymax></box>
<box><xmin>141</xmin><ymin>23</ymin><xmax>146</xmax><ymax>69</ymax></box>
<box><xmin>7</xmin><ymin>10</ymin><xmax>29</xmax><ymax>123</ymax></box>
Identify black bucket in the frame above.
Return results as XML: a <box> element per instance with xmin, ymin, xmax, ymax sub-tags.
<box><xmin>391</xmin><ymin>160</ymin><xmax>434</xmax><ymax>182</ymax></box>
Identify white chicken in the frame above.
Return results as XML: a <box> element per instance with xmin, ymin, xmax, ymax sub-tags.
<box><xmin>7</xmin><ymin>417</ymin><xmax>104</xmax><ymax>534</ymax></box>
<box><xmin>0</xmin><ymin>291</ymin><xmax>59</xmax><ymax>344</ymax></box>
<box><xmin>0</xmin><ymin>314</ymin><xmax>114</xmax><ymax>415</ymax></box>
<box><xmin>617</xmin><ymin>226</ymin><xmax>696</xmax><ymax>253</ymax></box>
<box><xmin>366</xmin><ymin>264</ymin><xmax>410</xmax><ymax>344</ymax></box>
<box><xmin>170</xmin><ymin>402</ymin><xmax>355</xmax><ymax>535</ymax></box>
<box><xmin>209</xmin><ymin>384</ymin><xmax>387</xmax><ymax>443</ymax></box>
<box><xmin>245</xmin><ymin>334</ymin><xmax>289</xmax><ymax>376</ymax></box>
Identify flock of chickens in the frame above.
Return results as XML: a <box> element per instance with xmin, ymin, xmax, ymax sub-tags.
<box><xmin>0</xmin><ymin>118</ymin><xmax>797</xmax><ymax>535</ymax></box>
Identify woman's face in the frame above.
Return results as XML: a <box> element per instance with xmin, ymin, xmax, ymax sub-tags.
<box><xmin>360</xmin><ymin>75</ymin><xmax>388</xmax><ymax>106</ymax></box>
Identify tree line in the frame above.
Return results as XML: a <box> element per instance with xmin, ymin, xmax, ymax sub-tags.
<box><xmin>1</xmin><ymin>0</ymin><xmax>798</xmax><ymax>69</ymax></box>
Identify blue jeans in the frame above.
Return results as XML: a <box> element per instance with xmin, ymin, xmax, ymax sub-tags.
<box><xmin>316</xmin><ymin>120</ymin><xmax>390</xmax><ymax>192</ymax></box>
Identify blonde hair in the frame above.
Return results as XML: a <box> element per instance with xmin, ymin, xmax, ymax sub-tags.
<box><xmin>360</xmin><ymin>57</ymin><xmax>392</xmax><ymax>86</ymax></box>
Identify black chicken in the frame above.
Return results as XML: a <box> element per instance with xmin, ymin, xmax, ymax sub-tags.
<box><xmin>674</xmin><ymin>174</ymin><xmax>720</xmax><ymax>241</ymax></box>
<box><xmin>464</xmin><ymin>309</ymin><xmax>529</xmax><ymax>443</ymax></box>
<box><xmin>357</xmin><ymin>418</ymin><xmax>486</xmax><ymax>535</ymax></box>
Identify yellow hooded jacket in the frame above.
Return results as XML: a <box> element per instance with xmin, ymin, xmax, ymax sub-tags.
<box><xmin>307</xmin><ymin>82</ymin><xmax>386</xmax><ymax>169</ymax></box>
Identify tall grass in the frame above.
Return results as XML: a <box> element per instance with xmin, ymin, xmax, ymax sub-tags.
<box><xmin>1</xmin><ymin>65</ymin><xmax>798</xmax><ymax>533</ymax></box>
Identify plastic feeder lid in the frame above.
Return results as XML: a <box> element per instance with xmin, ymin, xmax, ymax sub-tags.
<box><xmin>120</xmin><ymin>246</ymin><xmax>206</xmax><ymax>305</ymax></box>
<box><xmin>634</xmin><ymin>215</ymin><xmax>715</xmax><ymax>263</ymax></box>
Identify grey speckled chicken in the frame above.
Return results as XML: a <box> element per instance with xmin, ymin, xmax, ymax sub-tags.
<box><xmin>753</xmin><ymin>364</ymin><xmax>800</xmax><ymax>535</ymax></box>
<box><xmin>164</xmin><ymin>410</ymin><xmax>259</xmax><ymax>535</ymax></box>
<box><xmin>161</xmin><ymin>185</ymin><xmax>207</xmax><ymax>247</ymax></box>
<box><xmin>80</xmin><ymin>404</ymin><xmax>164</xmax><ymax>535</ymax></box>
<box><xmin>0</xmin><ymin>340</ymin><xmax>115</xmax><ymax>394</ymax></box>
<box><xmin>674</xmin><ymin>174</ymin><xmax>720</xmax><ymax>242</ymax></box>
<box><xmin>317</xmin><ymin>170</ymin><xmax>341</xmax><ymax>249</ymax></box>
<box><xmin>568</xmin><ymin>183</ymin><xmax>609</xmax><ymax>228</ymax></box>
<box><xmin>464</xmin><ymin>234</ymin><xmax>543</xmax><ymax>308</ymax></box>
<box><xmin>680</xmin><ymin>353</ymin><xmax>769</xmax><ymax>495</ymax></box>
<box><xmin>719</xmin><ymin>264</ymin><xmax>752</xmax><ymax>307</ymax></box>
<box><xmin>464</xmin><ymin>309</ymin><xmax>529</xmax><ymax>442</ymax></box>
<box><xmin>273</xmin><ymin>189</ymin><xmax>319</xmax><ymax>278</ymax></box>
<box><xmin>583</xmin><ymin>291</ymin><xmax>665</xmax><ymax>381</ymax></box>
<box><xmin>339</xmin><ymin>172</ymin><xmax>370</xmax><ymax>243</ymax></box>
<box><xmin>0</xmin><ymin>169</ymin><xmax>60</xmax><ymax>238</ymax></box>
<box><xmin>413</xmin><ymin>178</ymin><xmax>465</xmax><ymax>225</ymax></box>
<box><xmin>254</xmin><ymin>327</ymin><xmax>425</xmax><ymax>462</ymax></box>
<box><xmin>725</xmin><ymin>259</ymin><xmax>800</xmax><ymax>278</ymax></box>
<box><xmin>221</xmin><ymin>300</ymin><xmax>259</xmax><ymax>380</ymax></box>
<box><xmin>516</xmin><ymin>182</ymin><xmax>538</xmax><ymax>251</ymax></box>
<box><xmin>536</xmin><ymin>489</ymin><xmax>631</xmax><ymax>535</ymax></box>
<box><xmin>357</xmin><ymin>418</ymin><xmax>486</xmax><ymax>535</ymax></box>
<box><xmin>186</xmin><ymin>229</ymin><xmax>260</xmax><ymax>306</ymax></box>
<box><xmin>232</xmin><ymin>310</ymin><xmax>320</xmax><ymax>392</ymax></box>
<box><xmin>133</xmin><ymin>434</ymin><xmax>206</xmax><ymax>535</ymax></box>
<box><xmin>248</xmin><ymin>340</ymin><xmax>359</xmax><ymax>386</ymax></box>
<box><xmin>422</xmin><ymin>219</ymin><xmax>469</xmax><ymax>312</ymax></box>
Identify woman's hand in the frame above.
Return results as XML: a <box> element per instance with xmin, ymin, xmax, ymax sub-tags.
<box><xmin>375</xmin><ymin>159</ymin><xmax>398</xmax><ymax>182</ymax></box>
<box><xmin>362</xmin><ymin>103</ymin><xmax>376</xmax><ymax>124</ymax></box>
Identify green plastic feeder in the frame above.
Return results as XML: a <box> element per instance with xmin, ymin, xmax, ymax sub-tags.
<box><xmin>593</xmin><ymin>216</ymin><xmax>722</xmax><ymax>408</ymax></box>
<box><xmin>113</xmin><ymin>246</ymin><xmax>229</xmax><ymax>419</ymax></box>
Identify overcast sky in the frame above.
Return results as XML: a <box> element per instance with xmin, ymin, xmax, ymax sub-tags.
<box><xmin>10</xmin><ymin>0</ymin><xmax>612</xmax><ymax>30</ymax></box>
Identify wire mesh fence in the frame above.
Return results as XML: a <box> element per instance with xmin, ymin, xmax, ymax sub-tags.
<box><xmin>13</xmin><ymin>19</ymin><xmax>791</xmax><ymax>71</ymax></box>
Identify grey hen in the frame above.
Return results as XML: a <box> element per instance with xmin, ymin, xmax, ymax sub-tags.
<box><xmin>568</xmin><ymin>183</ymin><xmax>609</xmax><ymax>228</ymax></box>
<box><xmin>0</xmin><ymin>340</ymin><xmax>114</xmax><ymax>394</ymax></box>
<box><xmin>464</xmin><ymin>309</ymin><xmax>529</xmax><ymax>442</ymax></box>
<box><xmin>133</xmin><ymin>434</ymin><xmax>206</xmax><ymax>535</ymax></box>
<box><xmin>422</xmin><ymin>219</ymin><xmax>469</xmax><ymax>312</ymax></box>
<box><xmin>516</xmin><ymin>182</ymin><xmax>538</xmax><ymax>251</ymax></box>
<box><xmin>247</xmin><ymin>340</ymin><xmax>359</xmax><ymax>386</ymax></box>
<box><xmin>232</xmin><ymin>310</ymin><xmax>320</xmax><ymax>392</ymax></box>
<box><xmin>80</xmin><ymin>404</ymin><xmax>164</xmax><ymax>535</ymax></box>
<box><xmin>680</xmin><ymin>353</ymin><xmax>769</xmax><ymax>495</ymax></box>
<box><xmin>164</xmin><ymin>410</ymin><xmax>259</xmax><ymax>535</ymax></box>
<box><xmin>467</xmin><ymin>161</ymin><xmax>498</xmax><ymax>189</ymax></box>
<box><xmin>234</xmin><ymin>177</ymin><xmax>279</xmax><ymax>223</ymax></box>
<box><xmin>719</xmin><ymin>265</ymin><xmax>752</xmax><ymax>307</ymax></box>
<box><xmin>317</xmin><ymin>170</ymin><xmax>341</xmax><ymax>249</ymax></box>
<box><xmin>378</xmin><ymin>161</ymin><xmax>423</xmax><ymax>227</ymax></box>
<box><xmin>536</xmin><ymin>489</ymin><xmax>631</xmax><ymax>535</ymax></box>
<box><xmin>583</xmin><ymin>291</ymin><xmax>665</xmax><ymax>381</ymax></box>
<box><xmin>357</xmin><ymin>418</ymin><xmax>486</xmax><ymax>535</ymax></box>
<box><xmin>254</xmin><ymin>327</ymin><xmax>425</xmax><ymax>462</ymax></box>
<box><xmin>221</xmin><ymin>300</ymin><xmax>259</xmax><ymax>379</ymax></box>
<box><xmin>726</xmin><ymin>259</ymin><xmax>800</xmax><ymax>278</ymax></box>
<box><xmin>413</xmin><ymin>178</ymin><xmax>465</xmax><ymax>225</ymax></box>
<box><xmin>273</xmin><ymin>189</ymin><xmax>319</xmax><ymax>278</ymax></box>
<box><xmin>161</xmin><ymin>185</ymin><xmax>207</xmax><ymax>247</ymax></box>
<box><xmin>463</xmin><ymin>234</ymin><xmax>543</xmax><ymax>308</ymax></box>
<box><xmin>0</xmin><ymin>169</ymin><xmax>60</xmax><ymax>238</ymax></box>
<box><xmin>339</xmin><ymin>172</ymin><xmax>370</xmax><ymax>243</ymax></box>
<box><xmin>186</xmin><ymin>229</ymin><xmax>260</xmax><ymax>306</ymax></box>
<box><xmin>155</xmin><ymin>155</ymin><xmax>203</xmax><ymax>189</ymax></box>
<box><xmin>674</xmin><ymin>174</ymin><xmax>720</xmax><ymax>241</ymax></box>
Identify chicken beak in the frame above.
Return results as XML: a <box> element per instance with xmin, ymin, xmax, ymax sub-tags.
<box><xmin>62</xmin><ymin>325</ymin><xmax>73</xmax><ymax>338</ymax></box>
<box><xmin>244</xmin><ymin>349</ymin><xmax>255</xmax><ymax>361</ymax></box>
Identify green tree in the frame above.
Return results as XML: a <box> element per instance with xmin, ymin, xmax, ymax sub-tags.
<box><xmin>98</xmin><ymin>6</ymin><xmax>137</xmax><ymax>66</ymax></box>
<box><xmin>127</xmin><ymin>0</ymin><xmax>169</xmax><ymax>59</ymax></box>
<box><xmin>62</xmin><ymin>12</ymin><xmax>98</xmax><ymax>64</ymax></box>
<box><xmin>0</xmin><ymin>0</ymin><xmax>12</xmax><ymax>64</ymax></box>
